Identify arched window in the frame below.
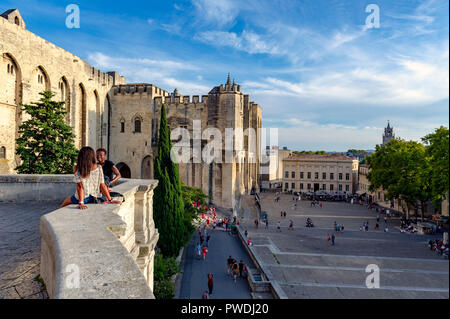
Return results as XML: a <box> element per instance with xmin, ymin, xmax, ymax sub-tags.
<box><xmin>0</xmin><ymin>146</ymin><xmax>6</xmax><ymax>159</ymax></box>
<box><xmin>14</xmin><ymin>16</ymin><xmax>20</xmax><ymax>26</ymax></box>
<box><xmin>134</xmin><ymin>118</ymin><xmax>141</xmax><ymax>133</ymax></box>
<box><xmin>7</xmin><ymin>64</ymin><xmax>10</xmax><ymax>73</ymax></box>
<box><xmin>120</xmin><ymin>120</ymin><xmax>125</xmax><ymax>133</ymax></box>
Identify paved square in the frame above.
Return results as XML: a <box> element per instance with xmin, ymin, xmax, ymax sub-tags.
<box><xmin>241</xmin><ymin>193</ymin><xmax>449</xmax><ymax>299</ymax></box>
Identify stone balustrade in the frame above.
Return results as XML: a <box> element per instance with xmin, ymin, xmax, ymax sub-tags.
<box><xmin>0</xmin><ymin>175</ymin><xmax>159</xmax><ymax>299</ymax></box>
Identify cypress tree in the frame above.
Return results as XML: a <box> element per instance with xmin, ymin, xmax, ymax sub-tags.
<box><xmin>153</xmin><ymin>104</ymin><xmax>189</xmax><ymax>257</ymax></box>
<box><xmin>15</xmin><ymin>91</ymin><xmax>78</xmax><ymax>174</ymax></box>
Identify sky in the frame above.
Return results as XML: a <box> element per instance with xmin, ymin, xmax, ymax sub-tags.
<box><xmin>2</xmin><ymin>0</ymin><xmax>448</xmax><ymax>152</ymax></box>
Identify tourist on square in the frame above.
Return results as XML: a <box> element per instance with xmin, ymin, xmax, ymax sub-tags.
<box><xmin>60</xmin><ymin>147</ymin><xmax>120</xmax><ymax>209</ymax></box>
<box><xmin>243</xmin><ymin>264</ymin><xmax>249</xmax><ymax>279</ymax></box>
<box><xmin>288</xmin><ymin>220</ymin><xmax>294</xmax><ymax>230</ymax></box>
<box><xmin>327</xmin><ymin>234</ymin><xmax>331</xmax><ymax>245</ymax></box>
<box><xmin>331</xmin><ymin>234</ymin><xmax>335</xmax><ymax>245</ymax></box>
<box><xmin>244</xmin><ymin>229</ymin><xmax>248</xmax><ymax>237</ymax></box>
<box><xmin>277</xmin><ymin>221</ymin><xmax>281</xmax><ymax>232</ymax></box>
<box><xmin>196</xmin><ymin>242</ymin><xmax>201</xmax><ymax>260</ymax></box>
<box><xmin>227</xmin><ymin>256</ymin><xmax>233</xmax><ymax>275</ymax></box>
<box><xmin>212</xmin><ymin>221</ymin><xmax>216</xmax><ymax>232</ymax></box>
<box><xmin>207</xmin><ymin>273</ymin><xmax>214</xmax><ymax>295</ymax></box>
<box><xmin>239</xmin><ymin>260</ymin><xmax>244</xmax><ymax>277</ymax></box>
<box><xmin>232</xmin><ymin>262</ymin><xmax>239</xmax><ymax>282</ymax></box>
<box><xmin>202</xmin><ymin>245</ymin><xmax>208</xmax><ymax>260</ymax></box>
<box><xmin>265</xmin><ymin>219</ymin><xmax>269</xmax><ymax>230</ymax></box>
<box><xmin>283</xmin><ymin>211</ymin><xmax>287</xmax><ymax>218</ymax></box>
<box><xmin>341</xmin><ymin>224</ymin><xmax>344</xmax><ymax>232</ymax></box>
<box><xmin>206</xmin><ymin>234</ymin><xmax>211</xmax><ymax>247</ymax></box>
<box><xmin>254</xmin><ymin>219</ymin><xmax>259</xmax><ymax>228</ymax></box>
<box><xmin>280</xmin><ymin>211</ymin><xmax>283</xmax><ymax>218</ymax></box>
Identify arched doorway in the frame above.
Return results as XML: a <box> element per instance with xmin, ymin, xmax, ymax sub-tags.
<box><xmin>141</xmin><ymin>156</ymin><xmax>153</xmax><ymax>179</ymax></box>
<box><xmin>116</xmin><ymin>162</ymin><xmax>131</xmax><ymax>178</ymax></box>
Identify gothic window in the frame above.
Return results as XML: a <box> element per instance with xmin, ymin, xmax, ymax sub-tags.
<box><xmin>7</xmin><ymin>64</ymin><xmax>9</xmax><ymax>73</ymax></box>
<box><xmin>134</xmin><ymin>118</ymin><xmax>141</xmax><ymax>133</ymax></box>
<box><xmin>15</xmin><ymin>17</ymin><xmax>19</xmax><ymax>26</ymax></box>
<box><xmin>120</xmin><ymin>121</ymin><xmax>125</xmax><ymax>133</ymax></box>
<box><xmin>0</xmin><ymin>146</ymin><xmax>5</xmax><ymax>159</ymax></box>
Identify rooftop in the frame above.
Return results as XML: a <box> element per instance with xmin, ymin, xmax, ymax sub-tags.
<box><xmin>285</xmin><ymin>154</ymin><xmax>357</xmax><ymax>161</ymax></box>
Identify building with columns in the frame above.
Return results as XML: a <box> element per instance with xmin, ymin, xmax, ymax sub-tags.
<box><xmin>282</xmin><ymin>154</ymin><xmax>359</xmax><ymax>194</ymax></box>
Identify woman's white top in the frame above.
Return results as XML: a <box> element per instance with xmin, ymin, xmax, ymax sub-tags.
<box><xmin>73</xmin><ymin>166</ymin><xmax>104</xmax><ymax>200</ymax></box>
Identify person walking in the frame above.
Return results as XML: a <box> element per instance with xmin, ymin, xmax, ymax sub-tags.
<box><xmin>265</xmin><ymin>219</ymin><xmax>269</xmax><ymax>230</ymax></box>
<box><xmin>331</xmin><ymin>234</ymin><xmax>335</xmax><ymax>245</ymax></box>
<box><xmin>327</xmin><ymin>234</ymin><xmax>331</xmax><ymax>245</ymax></box>
<box><xmin>283</xmin><ymin>211</ymin><xmax>287</xmax><ymax>218</ymax></box>
<box><xmin>206</xmin><ymin>234</ymin><xmax>211</xmax><ymax>247</ymax></box>
<box><xmin>195</xmin><ymin>242</ymin><xmax>201</xmax><ymax>260</ymax></box>
<box><xmin>202</xmin><ymin>245</ymin><xmax>208</xmax><ymax>260</ymax></box>
<box><xmin>207</xmin><ymin>273</ymin><xmax>214</xmax><ymax>295</ymax></box>
<box><xmin>277</xmin><ymin>221</ymin><xmax>281</xmax><ymax>232</ymax></box>
<box><xmin>288</xmin><ymin>220</ymin><xmax>294</xmax><ymax>230</ymax></box>
<box><xmin>227</xmin><ymin>256</ymin><xmax>233</xmax><ymax>275</ymax></box>
<box><xmin>232</xmin><ymin>262</ymin><xmax>239</xmax><ymax>282</ymax></box>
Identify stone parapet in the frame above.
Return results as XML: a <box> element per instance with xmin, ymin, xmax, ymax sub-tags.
<box><xmin>236</xmin><ymin>226</ymin><xmax>288</xmax><ymax>299</ymax></box>
<box><xmin>39</xmin><ymin>178</ymin><xmax>159</xmax><ymax>299</ymax></box>
<box><xmin>0</xmin><ymin>175</ymin><xmax>160</xmax><ymax>298</ymax></box>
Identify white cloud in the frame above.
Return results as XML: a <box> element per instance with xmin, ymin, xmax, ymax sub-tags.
<box><xmin>87</xmin><ymin>52</ymin><xmax>210</xmax><ymax>95</ymax></box>
<box><xmin>191</xmin><ymin>0</ymin><xmax>238</xmax><ymax>28</ymax></box>
<box><xmin>245</xmin><ymin>47</ymin><xmax>449</xmax><ymax>106</ymax></box>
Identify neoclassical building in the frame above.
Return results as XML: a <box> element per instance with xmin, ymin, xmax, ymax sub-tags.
<box><xmin>0</xmin><ymin>9</ymin><xmax>262</xmax><ymax>210</ymax></box>
<box><xmin>282</xmin><ymin>154</ymin><xmax>359</xmax><ymax>194</ymax></box>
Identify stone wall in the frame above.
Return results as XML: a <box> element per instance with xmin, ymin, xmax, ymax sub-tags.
<box><xmin>0</xmin><ymin>13</ymin><xmax>125</xmax><ymax>174</ymax></box>
<box><xmin>0</xmin><ymin>175</ymin><xmax>159</xmax><ymax>299</ymax></box>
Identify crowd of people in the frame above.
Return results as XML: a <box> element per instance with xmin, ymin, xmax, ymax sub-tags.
<box><xmin>427</xmin><ymin>239</ymin><xmax>449</xmax><ymax>259</ymax></box>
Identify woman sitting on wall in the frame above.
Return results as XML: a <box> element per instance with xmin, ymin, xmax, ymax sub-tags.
<box><xmin>60</xmin><ymin>146</ymin><xmax>120</xmax><ymax>209</ymax></box>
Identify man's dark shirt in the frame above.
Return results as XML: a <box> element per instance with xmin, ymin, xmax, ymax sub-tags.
<box><xmin>101</xmin><ymin>160</ymin><xmax>115</xmax><ymax>182</ymax></box>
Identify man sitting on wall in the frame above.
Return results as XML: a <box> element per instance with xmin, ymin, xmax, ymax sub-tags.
<box><xmin>96</xmin><ymin>148</ymin><xmax>121</xmax><ymax>187</ymax></box>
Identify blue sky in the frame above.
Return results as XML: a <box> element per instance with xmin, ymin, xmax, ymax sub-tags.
<box><xmin>3</xmin><ymin>0</ymin><xmax>448</xmax><ymax>151</ymax></box>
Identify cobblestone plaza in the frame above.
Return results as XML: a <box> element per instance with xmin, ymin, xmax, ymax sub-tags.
<box><xmin>241</xmin><ymin>193</ymin><xmax>449</xmax><ymax>299</ymax></box>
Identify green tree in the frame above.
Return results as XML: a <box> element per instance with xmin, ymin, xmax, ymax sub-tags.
<box><xmin>422</xmin><ymin>126</ymin><xmax>449</xmax><ymax>209</ymax></box>
<box><xmin>15</xmin><ymin>91</ymin><xmax>78</xmax><ymax>174</ymax></box>
<box><xmin>367</xmin><ymin>138</ymin><xmax>430</xmax><ymax>218</ymax></box>
<box><xmin>153</xmin><ymin>104</ymin><xmax>191</xmax><ymax>257</ymax></box>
